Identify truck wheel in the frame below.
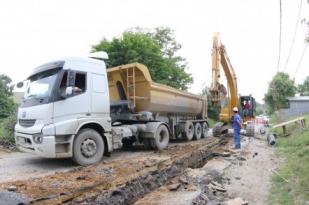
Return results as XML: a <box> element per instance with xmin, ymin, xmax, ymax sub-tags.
<box><xmin>183</xmin><ymin>121</ymin><xmax>194</xmax><ymax>141</ymax></box>
<box><xmin>201</xmin><ymin>122</ymin><xmax>209</xmax><ymax>138</ymax></box>
<box><xmin>151</xmin><ymin>125</ymin><xmax>169</xmax><ymax>150</ymax></box>
<box><xmin>72</xmin><ymin>129</ymin><xmax>104</xmax><ymax>166</ymax></box>
<box><xmin>193</xmin><ymin>123</ymin><xmax>202</xmax><ymax>140</ymax></box>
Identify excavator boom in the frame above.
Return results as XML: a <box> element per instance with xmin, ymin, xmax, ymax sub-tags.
<box><xmin>209</xmin><ymin>33</ymin><xmax>256</xmax><ymax>137</ymax></box>
<box><xmin>210</xmin><ymin>32</ymin><xmax>238</xmax><ymax>122</ymax></box>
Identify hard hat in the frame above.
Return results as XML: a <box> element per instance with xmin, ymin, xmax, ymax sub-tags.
<box><xmin>233</xmin><ymin>107</ymin><xmax>238</xmax><ymax>112</ymax></box>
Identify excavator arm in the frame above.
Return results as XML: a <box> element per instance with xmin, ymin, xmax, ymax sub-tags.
<box><xmin>210</xmin><ymin>33</ymin><xmax>256</xmax><ymax>137</ymax></box>
<box><xmin>210</xmin><ymin>32</ymin><xmax>238</xmax><ymax>122</ymax></box>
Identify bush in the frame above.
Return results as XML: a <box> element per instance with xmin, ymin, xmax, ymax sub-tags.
<box><xmin>0</xmin><ymin>111</ymin><xmax>17</xmax><ymax>142</ymax></box>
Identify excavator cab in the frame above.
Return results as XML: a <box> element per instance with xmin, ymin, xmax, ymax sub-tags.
<box><xmin>238</xmin><ymin>95</ymin><xmax>256</xmax><ymax>136</ymax></box>
<box><xmin>239</xmin><ymin>95</ymin><xmax>256</xmax><ymax>122</ymax></box>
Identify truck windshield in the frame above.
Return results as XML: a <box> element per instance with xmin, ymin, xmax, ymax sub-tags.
<box><xmin>24</xmin><ymin>69</ymin><xmax>59</xmax><ymax>100</ymax></box>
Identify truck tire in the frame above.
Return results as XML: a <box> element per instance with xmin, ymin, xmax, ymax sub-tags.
<box><xmin>193</xmin><ymin>123</ymin><xmax>202</xmax><ymax>140</ymax></box>
<box><xmin>246</xmin><ymin>123</ymin><xmax>255</xmax><ymax>137</ymax></box>
<box><xmin>72</xmin><ymin>129</ymin><xmax>104</xmax><ymax>166</ymax></box>
<box><xmin>183</xmin><ymin>121</ymin><xmax>194</xmax><ymax>141</ymax></box>
<box><xmin>150</xmin><ymin>124</ymin><xmax>169</xmax><ymax>150</ymax></box>
<box><xmin>201</xmin><ymin>122</ymin><xmax>209</xmax><ymax>138</ymax></box>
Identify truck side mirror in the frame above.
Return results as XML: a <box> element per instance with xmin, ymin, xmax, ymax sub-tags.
<box><xmin>16</xmin><ymin>81</ymin><xmax>24</xmax><ymax>88</ymax></box>
<box><xmin>65</xmin><ymin>87</ymin><xmax>73</xmax><ymax>96</ymax></box>
<box><xmin>67</xmin><ymin>70</ymin><xmax>76</xmax><ymax>87</ymax></box>
<box><xmin>60</xmin><ymin>86</ymin><xmax>74</xmax><ymax>99</ymax></box>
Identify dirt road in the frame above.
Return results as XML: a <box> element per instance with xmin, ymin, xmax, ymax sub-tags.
<box><xmin>134</xmin><ymin>134</ymin><xmax>278</xmax><ymax>205</ymax></box>
<box><xmin>0</xmin><ymin>130</ymin><xmax>214</xmax><ymax>184</ymax></box>
<box><xmin>0</xmin><ymin>126</ymin><xmax>277</xmax><ymax>205</ymax></box>
<box><xmin>0</xmin><ymin>151</ymin><xmax>77</xmax><ymax>183</ymax></box>
<box><xmin>0</xmin><ymin>149</ymin><xmax>155</xmax><ymax>183</ymax></box>
<box><xmin>0</xmin><ymin>137</ymin><xmax>223</xmax><ymax>205</ymax></box>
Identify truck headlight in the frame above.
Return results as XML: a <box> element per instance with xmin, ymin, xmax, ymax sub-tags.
<box><xmin>42</xmin><ymin>124</ymin><xmax>55</xmax><ymax>136</ymax></box>
<box><xmin>33</xmin><ymin>133</ymin><xmax>43</xmax><ymax>144</ymax></box>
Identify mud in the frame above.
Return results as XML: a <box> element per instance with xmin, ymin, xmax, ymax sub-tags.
<box><xmin>133</xmin><ymin>135</ymin><xmax>278</xmax><ymax>205</ymax></box>
<box><xmin>0</xmin><ymin>137</ymin><xmax>225</xmax><ymax>205</ymax></box>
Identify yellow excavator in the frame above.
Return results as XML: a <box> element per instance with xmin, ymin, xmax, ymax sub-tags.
<box><xmin>209</xmin><ymin>33</ymin><xmax>255</xmax><ymax>137</ymax></box>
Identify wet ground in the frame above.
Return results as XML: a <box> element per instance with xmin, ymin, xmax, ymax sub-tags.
<box><xmin>0</xmin><ymin>137</ymin><xmax>223</xmax><ymax>204</ymax></box>
<box><xmin>0</xmin><ymin>125</ymin><xmax>278</xmax><ymax>205</ymax></box>
<box><xmin>133</xmin><ymin>133</ymin><xmax>278</xmax><ymax>205</ymax></box>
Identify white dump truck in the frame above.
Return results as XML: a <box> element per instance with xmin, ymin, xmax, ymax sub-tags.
<box><xmin>15</xmin><ymin>52</ymin><xmax>209</xmax><ymax>165</ymax></box>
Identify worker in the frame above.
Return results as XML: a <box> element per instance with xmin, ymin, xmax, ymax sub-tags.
<box><xmin>232</xmin><ymin>107</ymin><xmax>242</xmax><ymax>149</ymax></box>
<box><xmin>243</xmin><ymin>100</ymin><xmax>250</xmax><ymax>117</ymax></box>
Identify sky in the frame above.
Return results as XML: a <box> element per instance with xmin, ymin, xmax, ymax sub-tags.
<box><xmin>0</xmin><ymin>0</ymin><xmax>308</xmax><ymax>103</ymax></box>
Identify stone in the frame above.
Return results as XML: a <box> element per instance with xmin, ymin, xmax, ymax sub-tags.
<box><xmin>7</xmin><ymin>186</ymin><xmax>17</xmax><ymax>192</ymax></box>
<box><xmin>225</xmin><ymin>197</ymin><xmax>248</xmax><ymax>205</ymax></box>
<box><xmin>167</xmin><ymin>183</ymin><xmax>181</xmax><ymax>191</ymax></box>
<box><xmin>179</xmin><ymin>176</ymin><xmax>189</xmax><ymax>184</ymax></box>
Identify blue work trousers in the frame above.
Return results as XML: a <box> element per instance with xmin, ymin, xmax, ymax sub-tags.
<box><xmin>233</xmin><ymin>128</ymin><xmax>241</xmax><ymax>149</ymax></box>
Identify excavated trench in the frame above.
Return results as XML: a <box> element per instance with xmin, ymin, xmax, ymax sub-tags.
<box><xmin>71</xmin><ymin>147</ymin><xmax>217</xmax><ymax>204</ymax></box>
<box><xmin>61</xmin><ymin>139</ymin><xmax>227</xmax><ymax>205</ymax></box>
<box><xmin>0</xmin><ymin>138</ymin><xmax>227</xmax><ymax>205</ymax></box>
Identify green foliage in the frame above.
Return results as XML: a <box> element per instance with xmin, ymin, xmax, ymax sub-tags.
<box><xmin>92</xmin><ymin>27</ymin><xmax>193</xmax><ymax>90</ymax></box>
<box><xmin>207</xmin><ymin>118</ymin><xmax>217</xmax><ymax>128</ymax></box>
<box><xmin>0</xmin><ymin>74</ymin><xmax>16</xmax><ymax>118</ymax></box>
<box><xmin>255</xmin><ymin>107</ymin><xmax>263</xmax><ymax>116</ymax></box>
<box><xmin>0</xmin><ymin>92</ymin><xmax>15</xmax><ymax>118</ymax></box>
<box><xmin>297</xmin><ymin>76</ymin><xmax>309</xmax><ymax>96</ymax></box>
<box><xmin>270</xmin><ymin>125</ymin><xmax>309</xmax><ymax>204</ymax></box>
<box><xmin>0</xmin><ymin>74</ymin><xmax>14</xmax><ymax>96</ymax></box>
<box><xmin>264</xmin><ymin>72</ymin><xmax>296</xmax><ymax>114</ymax></box>
<box><xmin>0</xmin><ymin>111</ymin><xmax>17</xmax><ymax>142</ymax></box>
<box><xmin>255</xmin><ymin>101</ymin><xmax>266</xmax><ymax>116</ymax></box>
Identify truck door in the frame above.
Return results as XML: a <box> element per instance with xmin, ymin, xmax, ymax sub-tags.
<box><xmin>53</xmin><ymin>71</ymin><xmax>91</xmax><ymax>135</ymax></box>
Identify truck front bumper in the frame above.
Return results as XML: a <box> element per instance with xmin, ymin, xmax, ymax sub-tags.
<box><xmin>15</xmin><ymin>132</ymin><xmax>72</xmax><ymax>158</ymax></box>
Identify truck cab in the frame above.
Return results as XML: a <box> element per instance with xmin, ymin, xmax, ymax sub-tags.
<box><xmin>15</xmin><ymin>56</ymin><xmax>113</xmax><ymax>165</ymax></box>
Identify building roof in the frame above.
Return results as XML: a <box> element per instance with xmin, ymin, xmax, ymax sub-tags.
<box><xmin>287</xmin><ymin>96</ymin><xmax>309</xmax><ymax>102</ymax></box>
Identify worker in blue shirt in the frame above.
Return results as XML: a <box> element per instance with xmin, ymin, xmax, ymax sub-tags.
<box><xmin>232</xmin><ymin>107</ymin><xmax>242</xmax><ymax>149</ymax></box>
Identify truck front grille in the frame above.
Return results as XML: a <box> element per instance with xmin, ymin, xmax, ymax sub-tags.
<box><xmin>19</xmin><ymin>119</ymin><xmax>36</xmax><ymax>127</ymax></box>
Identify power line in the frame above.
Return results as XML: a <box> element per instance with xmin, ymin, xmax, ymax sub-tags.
<box><xmin>277</xmin><ymin>0</ymin><xmax>283</xmax><ymax>71</ymax></box>
<box><xmin>283</xmin><ymin>0</ymin><xmax>303</xmax><ymax>72</ymax></box>
<box><xmin>293</xmin><ymin>43</ymin><xmax>308</xmax><ymax>78</ymax></box>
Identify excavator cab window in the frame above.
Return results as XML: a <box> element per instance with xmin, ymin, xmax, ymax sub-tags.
<box><xmin>239</xmin><ymin>96</ymin><xmax>255</xmax><ymax>118</ymax></box>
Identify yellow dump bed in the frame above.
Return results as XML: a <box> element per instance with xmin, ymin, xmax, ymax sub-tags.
<box><xmin>107</xmin><ymin>63</ymin><xmax>207</xmax><ymax>118</ymax></box>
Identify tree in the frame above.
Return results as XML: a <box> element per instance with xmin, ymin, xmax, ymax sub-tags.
<box><xmin>0</xmin><ymin>74</ymin><xmax>15</xmax><ymax>118</ymax></box>
<box><xmin>264</xmin><ymin>72</ymin><xmax>296</xmax><ymax>114</ymax></box>
<box><xmin>92</xmin><ymin>27</ymin><xmax>193</xmax><ymax>90</ymax></box>
<box><xmin>0</xmin><ymin>74</ymin><xmax>13</xmax><ymax>96</ymax></box>
<box><xmin>297</xmin><ymin>76</ymin><xmax>309</xmax><ymax>96</ymax></box>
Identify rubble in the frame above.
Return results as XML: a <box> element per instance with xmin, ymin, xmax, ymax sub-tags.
<box><xmin>167</xmin><ymin>183</ymin><xmax>181</xmax><ymax>191</ymax></box>
<box><xmin>225</xmin><ymin>197</ymin><xmax>248</xmax><ymax>205</ymax></box>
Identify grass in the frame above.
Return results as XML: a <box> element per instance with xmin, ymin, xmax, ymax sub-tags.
<box><xmin>269</xmin><ymin>127</ymin><xmax>309</xmax><ymax>204</ymax></box>
<box><xmin>207</xmin><ymin>118</ymin><xmax>217</xmax><ymax>128</ymax></box>
<box><xmin>270</xmin><ymin>114</ymin><xmax>309</xmax><ymax>137</ymax></box>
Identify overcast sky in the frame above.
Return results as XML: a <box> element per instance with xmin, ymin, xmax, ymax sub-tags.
<box><xmin>0</xmin><ymin>0</ymin><xmax>308</xmax><ymax>102</ymax></box>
